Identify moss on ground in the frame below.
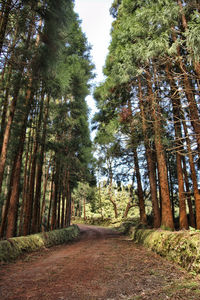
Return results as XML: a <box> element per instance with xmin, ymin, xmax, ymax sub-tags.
<box><xmin>0</xmin><ymin>225</ymin><xmax>80</xmax><ymax>263</ymax></box>
<box><xmin>127</xmin><ymin>226</ymin><xmax>200</xmax><ymax>274</ymax></box>
<box><xmin>161</xmin><ymin>278</ymin><xmax>200</xmax><ymax>299</ymax></box>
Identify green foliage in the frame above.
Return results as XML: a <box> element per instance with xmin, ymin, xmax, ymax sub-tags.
<box><xmin>73</xmin><ymin>182</ymin><xmax>148</xmax><ymax>221</ymax></box>
<box><xmin>98</xmin><ymin>185</ymin><xmax>134</xmax><ymax>219</ymax></box>
<box><xmin>105</xmin><ymin>0</ymin><xmax>180</xmax><ymax>85</ymax></box>
<box><xmin>40</xmin><ymin>4</ymin><xmax>95</xmax><ymax>189</ymax></box>
<box><xmin>185</xmin><ymin>11</ymin><xmax>200</xmax><ymax>62</ymax></box>
<box><xmin>72</xmin><ymin>182</ymin><xmax>98</xmax><ymax>214</ymax></box>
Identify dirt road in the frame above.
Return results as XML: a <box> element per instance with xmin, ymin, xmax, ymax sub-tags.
<box><xmin>0</xmin><ymin>224</ymin><xmax>200</xmax><ymax>300</ymax></box>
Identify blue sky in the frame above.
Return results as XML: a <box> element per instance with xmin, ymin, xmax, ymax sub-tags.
<box><xmin>74</xmin><ymin>0</ymin><xmax>113</xmax><ymax>117</ymax></box>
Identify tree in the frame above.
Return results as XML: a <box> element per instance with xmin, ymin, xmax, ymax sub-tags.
<box><xmin>0</xmin><ymin>0</ymin><xmax>95</xmax><ymax>238</ymax></box>
<box><xmin>94</xmin><ymin>0</ymin><xmax>200</xmax><ymax>230</ymax></box>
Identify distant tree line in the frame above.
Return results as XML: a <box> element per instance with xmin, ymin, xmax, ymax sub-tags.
<box><xmin>71</xmin><ymin>181</ymin><xmax>146</xmax><ymax>222</ymax></box>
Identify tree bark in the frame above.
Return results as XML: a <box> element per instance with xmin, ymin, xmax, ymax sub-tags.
<box><xmin>182</xmin><ymin>157</ymin><xmax>196</xmax><ymax>228</ymax></box>
<box><xmin>6</xmin><ymin>83</ymin><xmax>35</xmax><ymax>238</ymax></box>
<box><xmin>108</xmin><ymin>171</ymin><xmax>118</xmax><ymax>219</ymax></box>
<box><xmin>47</xmin><ymin>173</ymin><xmax>54</xmax><ymax>231</ymax></box>
<box><xmin>31</xmin><ymin>93</ymin><xmax>49</xmax><ymax>233</ymax></box>
<box><xmin>0</xmin><ymin>17</ymin><xmax>35</xmax><ymax>196</ymax></box>
<box><xmin>0</xmin><ymin>64</ymin><xmax>12</xmax><ymax>152</ymax></box>
<box><xmin>61</xmin><ymin>169</ymin><xmax>67</xmax><ymax>228</ymax></box>
<box><xmin>51</xmin><ymin>160</ymin><xmax>59</xmax><ymax>230</ymax></box>
<box><xmin>23</xmin><ymin>133</ymin><xmax>37</xmax><ymax>235</ymax></box>
<box><xmin>182</xmin><ymin>116</ymin><xmax>200</xmax><ymax>228</ymax></box>
<box><xmin>166</xmin><ymin>64</ymin><xmax>188</xmax><ymax>229</ymax></box>
<box><xmin>167</xmin><ymin>154</ymin><xmax>175</xmax><ymax>222</ymax></box>
<box><xmin>65</xmin><ymin>170</ymin><xmax>71</xmax><ymax>227</ymax></box>
<box><xmin>40</xmin><ymin>156</ymin><xmax>51</xmax><ymax>229</ymax></box>
<box><xmin>146</xmin><ymin>70</ymin><xmax>174</xmax><ymax>229</ymax></box>
<box><xmin>5</xmin><ymin>127</ymin><xmax>27</xmax><ymax>238</ymax></box>
<box><xmin>18</xmin><ymin>127</ymin><xmax>32</xmax><ymax>236</ymax></box>
<box><xmin>133</xmin><ymin>147</ymin><xmax>147</xmax><ymax>224</ymax></box>
<box><xmin>138</xmin><ymin>77</ymin><xmax>160</xmax><ymax>227</ymax></box>
<box><xmin>83</xmin><ymin>198</ymin><xmax>86</xmax><ymax>220</ymax></box>
<box><xmin>57</xmin><ymin>184</ymin><xmax>61</xmax><ymax>229</ymax></box>
<box><xmin>123</xmin><ymin>201</ymin><xmax>133</xmax><ymax>218</ymax></box>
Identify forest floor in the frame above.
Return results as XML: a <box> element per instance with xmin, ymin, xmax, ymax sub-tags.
<box><xmin>0</xmin><ymin>225</ymin><xmax>200</xmax><ymax>300</ymax></box>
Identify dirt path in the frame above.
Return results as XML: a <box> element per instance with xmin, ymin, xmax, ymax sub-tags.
<box><xmin>0</xmin><ymin>225</ymin><xmax>200</xmax><ymax>300</ymax></box>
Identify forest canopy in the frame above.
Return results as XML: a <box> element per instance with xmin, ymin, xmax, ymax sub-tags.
<box><xmin>93</xmin><ymin>0</ymin><xmax>200</xmax><ymax>230</ymax></box>
<box><xmin>0</xmin><ymin>0</ymin><xmax>95</xmax><ymax>239</ymax></box>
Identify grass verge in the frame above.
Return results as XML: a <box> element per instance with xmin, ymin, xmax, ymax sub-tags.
<box><xmin>0</xmin><ymin>225</ymin><xmax>80</xmax><ymax>263</ymax></box>
<box><xmin>127</xmin><ymin>225</ymin><xmax>200</xmax><ymax>274</ymax></box>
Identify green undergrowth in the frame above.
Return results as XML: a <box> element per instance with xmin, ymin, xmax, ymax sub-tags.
<box><xmin>0</xmin><ymin>225</ymin><xmax>80</xmax><ymax>263</ymax></box>
<box><xmin>125</xmin><ymin>224</ymin><xmax>200</xmax><ymax>274</ymax></box>
<box><xmin>73</xmin><ymin>217</ymin><xmax>113</xmax><ymax>227</ymax></box>
<box><xmin>73</xmin><ymin>217</ymin><xmax>140</xmax><ymax>230</ymax></box>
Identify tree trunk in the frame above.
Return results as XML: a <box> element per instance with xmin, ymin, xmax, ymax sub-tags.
<box><xmin>40</xmin><ymin>156</ymin><xmax>51</xmax><ymax>229</ymax></box>
<box><xmin>123</xmin><ymin>201</ymin><xmax>133</xmax><ymax>218</ymax></box>
<box><xmin>61</xmin><ymin>169</ymin><xmax>67</xmax><ymax>228</ymax></box>
<box><xmin>182</xmin><ymin>116</ymin><xmax>200</xmax><ymax>228</ymax></box>
<box><xmin>108</xmin><ymin>171</ymin><xmax>118</xmax><ymax>219</ymax></box>
<box><xmin>5</xmin><ymin>128</ymin><xmax>27</xmax><ymax>238</ymax></box>
<box><xmin>23</xmin><ymin>134</ymin><xmax>37</xmax><ymax>235</ymax></box>
<box><xmin>0</xmin><ymin>64</ymin><xmax>12</xmax><ymax>152</ymax></box>
<box><xmin>51</xmin><ymin>160</ymin><xmax>59</xmax><ymax>230</ymax></box>
<box><xmin>98</xmin><ymin>182</ymin><xmax>103</xmax><ymax>219</ymax></box>
<box><xmin>65</xmin><ymin>170</ymin><xmax>71</xmax><ymax>227</ymax></box>
<box><xmin>0</xmin><ymin>82</ymin><xmax>22</xmax><ymax>196</ymax></box>
<box><xmin>123</xmin><ymin>184</ymin><xmax>134</xmax><ymax>218</ymax></box>
<box><xmin>0</xmin><ymin>24</ymin><xmax>19</xmax><ymax>151</ymax></box>
<box><xmin>166</xmin><ymin>64</ymin><xmax>188</xmax><ymax>229</ymax></box>
<box><xmin>47</xmin><ymin>173</ymin><xmax>54</xmax><ymax>231</ymax></box>
<box><xmin>71</xmin><ymin>197</ymin><xmax>75</xmax><ymax>220</ymax></box>
<box><xmin>182</xmin><ymin>157</ymin><xmax>196</xmax><ymax>228</ymax></box>
<box><xmin>31</xmin><ymin>93</ymin><xmax>48</xmax><ymax>233</ymax></box>
<box><xmin>0</xmin><ymin>17</ymin><xmax>35</xmax><ymax>196</ymax></box>
<box><xmin>138</xmin><ymin>77</ymin><xmax>160</xmax><ymax>227</ymax></box>
<box><xmin>133</xmin><ymin>147</ymin><xmax>147</xmax><ymax>224</ymax></box>
<box><xmin>57</xmin><ymin>184</ymin><xmax>61</xmax><ymax>229</ymax></box>
<box><xmin>22</xmin><ymin>126</ymin><xmax>34</xmax><ymax>235</ymax></box>
<box><xmin>67</xmin><ymin>191</ymin><xmax>71</xmax><ymax>227</ymax></box>
<box><xmin>6</xmin><ymin>82</ymin><xmax>35</xmax><ymax>238</ymax></box>
<box><xmin>146</xmin><ymin>70</ymin><xmax>174</xmax><ymax>229</ymax></box>
<box><xmin>83</xmin><ymin>198</ymin><xmax>86</xmax><ymax>220</ymax></box>
<box><xmin>167</xmin><ymin>154</ymin><xmax>175</xmax><ymax>222</ymax></box>
<box><xmin>78</xmin><ymin>199</ymin><xmax>82</xmax><ymax>218</ymax></box>
<box><xmin>0</xmin><ymin>165</ymin><xmax>15</xmax><ymax>237</ymax></box>
<box><xmin>18</xmin><ymin>127</ymin><xmax>32</xmax><ymax>236</ymax></box>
